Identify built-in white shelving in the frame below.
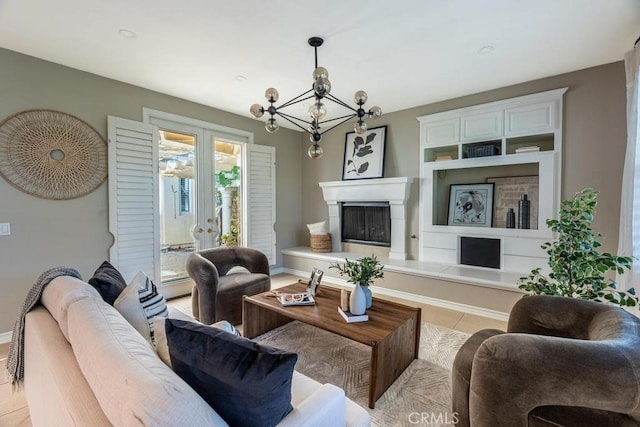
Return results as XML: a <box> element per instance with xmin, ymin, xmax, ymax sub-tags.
<box><xmin>418</xmin><ymin>88</ymin><xmax>567</xmax><ymax>273</ymax></box>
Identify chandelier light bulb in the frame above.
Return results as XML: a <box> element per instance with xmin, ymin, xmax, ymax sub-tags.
<box><xmin>250</xmin><ymin>104</ymin><xmax>264</xmax><ymax>118</ymax></box>
<box><xmin>354</xmin><ymin>120</ymin><xmax>367</xmax><ymax>134</ymax></box>
<box><xmin>308</xmin><ymin>102</ymin><xmax>327</xmax><ymax>120</ymax></box>
<box><xmin>368</xmin><ymin>106</ymin><xmax>382</xmax><ymax>119</ymax></box>
<box><xmin>308</xmin><ymin>143</ymin><xmax>324</xmax><ymax>159</ymax></box>
<box><xmin>265</xmin><ymin>87</ymin><xmax>279</xmax><ymax>103</ymax></box>
<box><xmin>313</xmin><ymin>77</ymin><xmax>331</xmax><ymax>97</ymax></box>
<box><xmin>313</xmin><ymin>66</ymin><xmax>329</xmax><ymax>80</ymax></box>
<box><xmin>265</xmin><ymin>118</ymin><xmax>279</xmax><ymax>133</ymax></box>
<box><xmin>354</xmin><ymin>90</ymin><xmax>368</xmax><ymax>105</ymax></box>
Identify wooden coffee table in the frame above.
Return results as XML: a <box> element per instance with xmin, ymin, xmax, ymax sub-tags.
<box><xmin>242</xmin><ymin>282</ymin><xmax>421</xmax><ymax>409</ymax></box>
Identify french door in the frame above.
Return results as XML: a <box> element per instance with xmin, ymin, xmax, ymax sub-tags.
<box><xmin>153</xmin><ymin>118</ymin><xmax>248</xmax><ymax>295</ymax></box>
<box><xmin>108</xmin><ymin>112</ymin><xmax>275</xmax><ymax>299</ymax></box>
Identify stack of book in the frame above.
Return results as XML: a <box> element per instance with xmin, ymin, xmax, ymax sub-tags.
<box><xmin>515</xmin><ymin>146</ymin><xmax>540</xmax><ymax>154</ymax></box>
<box><xmin>338</xmin><ymin>307</ymin><xmax>368</xmax><ymax>323</ymax></box>
<box><xmin>435</xmin><ymin>155</ymin><xmax>453</xmax><ymax>161</ymax></box>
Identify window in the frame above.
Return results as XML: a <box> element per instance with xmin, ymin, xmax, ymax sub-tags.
<box><xmin>179</xmin><ymin>178</ymin><xmax>192</xmax><ymax>215</ymax></box>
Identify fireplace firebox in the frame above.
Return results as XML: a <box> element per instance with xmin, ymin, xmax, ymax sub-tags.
<box><xmin>341</xmin><ymin>202</ymin><xmax>391</xmax><ymax>247</ymax></box>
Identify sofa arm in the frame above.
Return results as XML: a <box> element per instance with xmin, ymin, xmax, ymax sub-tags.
<box><xmin>507</xmin><ymin>295</ymin><xmax>610</xmax><ymax>338</ymax></box>
<box><xmin>186</xmin><ymin>252</ymin><xmax>220</xmax><ymax>324</ymax></box>
<box><xmin>278</xmin><ymin>383</ymin><xmax>347</xmax><ymax>427</ymax></box>
<box><xmin>452</xmin><ymin>329</ymin><xmax>505</xmax><ymax>427</ymax></box>
<box><xmin>469</xmin><ymin>333</ymin><xmax>639</xmax><ymax>426</ymax></box>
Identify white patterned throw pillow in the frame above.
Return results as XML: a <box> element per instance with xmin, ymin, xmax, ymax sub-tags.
<box><xmin>114</xmin><ymin>271</ymin><xmax>169</xmax><ymax>347</ymax></box>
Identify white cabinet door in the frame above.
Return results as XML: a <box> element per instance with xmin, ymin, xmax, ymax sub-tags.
<box><xmin>460</xmin><ymin>111</ymin><xmax>503</xmax><ymax>141</ymax></box>
<box><xmin>505</xmin><ymin>101</ymin><xmax>557</xmax><ymax>136</ymax></box>
<box><xmin>422</xmin><ymin>118</ymin><xmax>460</xmax><ymax>146</ymax></box>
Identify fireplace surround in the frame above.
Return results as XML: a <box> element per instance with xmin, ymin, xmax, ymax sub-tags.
<box><xmin>319</xmin><ymin>177</ymin><xmax>413</xmax><ymax>259</ymax></box>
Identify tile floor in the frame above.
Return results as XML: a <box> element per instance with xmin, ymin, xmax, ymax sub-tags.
<box><xmin>0</xmin><ymin>273</ymin><xmax>507</xmax><ymax>427</ymax></box>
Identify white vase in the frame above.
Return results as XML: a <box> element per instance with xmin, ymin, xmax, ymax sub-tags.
<box><xmin>349</xmin><ymin>283</ymin><xmax>366</xmax><ymax>315</ymax></box>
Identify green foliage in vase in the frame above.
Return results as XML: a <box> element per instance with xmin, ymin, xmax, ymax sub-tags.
<box><xmin>518</xmin><ymin>188</ymin><xmax>637</xmax><ymax>307</ymax></box>
<box><xmin>329</xmin><ymin>255</ymin><xmax>384</xmax><ymax>286</ymax></box>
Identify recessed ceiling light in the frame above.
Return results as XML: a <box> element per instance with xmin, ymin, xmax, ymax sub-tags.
<box><xmin>477</xmin><ymin>45</ymin><xmax>494</xmax><ymax>55</ymax></box>
<box><xmin>118</xmin><ymin>29</ymin><xmax>137</xmax><ymax>39</ymax></box>
<box><xmin>235</xmin><ymin>75</ymin><xmax>247</xmax><ymax>82</ymax></box>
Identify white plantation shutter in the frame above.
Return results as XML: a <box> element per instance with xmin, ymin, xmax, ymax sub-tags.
<box><xmin>107</xmin><ymin>116</ymin><xmax>160</xmax><ymax>283</ymax></box>
<box><xmin>246</xmin><ymin>144</ymin><xmax>276</xmax><ymax>265</ymax></box>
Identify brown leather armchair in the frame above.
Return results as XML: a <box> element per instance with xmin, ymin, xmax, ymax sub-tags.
<box><xmin>186</xmin><ymin>247</ymin><xmax>271</xmax><ymax>325</ymax></box>
<box><xmin>452</xmin><ymin>295</ymin><xmax>640</xmax><ymax>427</ymax></box>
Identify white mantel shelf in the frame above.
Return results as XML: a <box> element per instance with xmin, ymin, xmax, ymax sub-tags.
<box><xmin>319</xmin><ymin>177</ymin><xmax>414</xmax><ymax>260</ymax></box>
<box><xmin>319</xmin><ymin>177</ymin><xmax>413</xmax><ymax>202</ymax></box>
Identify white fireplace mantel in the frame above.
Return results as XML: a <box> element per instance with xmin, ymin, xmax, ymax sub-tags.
<box><xmin>319</xmin><ymin>177</ymin><xmax>413</xmax><ymax>260</ymax></box>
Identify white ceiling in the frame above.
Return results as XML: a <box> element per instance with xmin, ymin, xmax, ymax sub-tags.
<box><xmin>1</xmin><ymin>0</ymin><xmax>638</xmax><ymax>130</ymax></box>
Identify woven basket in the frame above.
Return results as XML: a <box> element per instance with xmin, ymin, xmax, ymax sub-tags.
<box><xmin>310</xmin><ymin>233</ymin><xmax>332</xmax><ymax>253</ymax></box>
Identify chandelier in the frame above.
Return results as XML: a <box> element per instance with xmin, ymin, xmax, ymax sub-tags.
<box><xmin>250</xmin><ymin>37</ymin><xmax>382</xmax><ymax>159</ymax></box>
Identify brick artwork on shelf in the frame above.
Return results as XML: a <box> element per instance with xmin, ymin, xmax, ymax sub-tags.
<box><xmin>486</xmin><ymin>176</ymin><xmax>539</xmax><ymax>229</ymax></box>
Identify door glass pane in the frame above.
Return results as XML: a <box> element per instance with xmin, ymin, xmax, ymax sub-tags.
<box><xmin>158</xmin><ymin>130</ymin><xmax>196</xmax><ymax>283</ymax></box>
<box><xmin>215</xmin><ymin>140</ymin><xmax>242</xmax><ymax>247</ymax></box>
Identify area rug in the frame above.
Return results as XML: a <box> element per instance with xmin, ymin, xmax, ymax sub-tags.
<box><xmin>255</xmin><ymin>321</ymin><xmax>470</xmax><ymax>427</ymax></box>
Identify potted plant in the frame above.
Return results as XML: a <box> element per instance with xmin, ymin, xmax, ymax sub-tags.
<box><xmin>330</xmin><ymin>255</ymin><xmax>384</xmax><ymax>312</ymax></box>
<box><xmin>518</xmin><ymin>188</ymin><xmax>637</xmax><ymax>307</ymax></box>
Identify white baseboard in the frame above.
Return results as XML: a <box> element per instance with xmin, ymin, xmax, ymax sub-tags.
<box><xmin>0</xmin><ymin>331</ymin><xmax>12</xmax><ymax>344</ymax></box>
<box><xmin>282</xmin><ymin>267</ymin><xmax>509</xmax><ymax>322</ymax></box>
<box><xmin>270</xmin><ymin>266</ymin><xmax>284</xmax><ymax>275</ymax></box>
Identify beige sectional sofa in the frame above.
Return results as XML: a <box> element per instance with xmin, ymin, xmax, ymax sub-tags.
<box><xmin>24</xmin><ymin>276</ymin><xmax>370</xmax><ymax>426</ymax></box>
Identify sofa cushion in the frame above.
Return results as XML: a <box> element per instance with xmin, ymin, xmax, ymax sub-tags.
<box><xmin>40</xmin><ymin>276</ymin><xmax>103</xmax><ymax>341</ymax></box>
<box><xmin>88</xmin><ymin>261</ymin><xmax>128</xmax><ymax>305</ymax></box>
<box><xmin>155</xmin><ymin>318</ymin><xmax>297</xmax><ymax>427</ymax></box>
<box><xmin>66</xmin><ymin>297</ymin><xmax>226</xmax><ymax>427</ymax></box>
<box><xmin>114</xmin><ymin>271</ymin><xmax>168</xmax><ymax>346</ymax></box>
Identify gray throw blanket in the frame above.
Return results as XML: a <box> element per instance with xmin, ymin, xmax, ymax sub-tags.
<box><xmin>6</xmin><ymin>267</ymin><xmax>82</xmax><ymax>390</ymax></box>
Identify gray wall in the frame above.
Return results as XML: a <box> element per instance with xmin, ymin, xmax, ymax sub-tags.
<box><xmin>0</xmin><ymin>48</ymin><xmax>627</xmax><ymax>333</ymax></box>
<box><xmin>301</xmin><ymin>61</ymin><xmax>627</xmax><ymax>260</ymax></box>
<box><xmin>0</xmin><ymin>48</ymin><xmax>303</xmax><ymax>334</ymax></box>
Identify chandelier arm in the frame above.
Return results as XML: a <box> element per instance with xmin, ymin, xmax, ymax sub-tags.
<box><xmin>278</xmin><ymin>89</ymin><xmax>315</xmax><ymax>109</ymax></box>
<box><xmin>318</xmin><ymin>113</ymin><xmax>357</xmax><ymax>125</ymax></box>
<box><xmin>319</xmin><ymin>115</ymin><xmax>358</xmax><ymax>136</ymax></box>
<box><xmin>274</xmin><ymin>112</ymin><xmax>313</xmax><ymax>133</ymax></box>
<box><xmin>324</xmin><ymin>93</ymin><xmax>359</xmax><ymax>112</ymax></box>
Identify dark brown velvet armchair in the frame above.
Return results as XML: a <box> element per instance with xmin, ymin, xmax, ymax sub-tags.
<box><xmin>452</xmin><ymin>295</ymin><xmax>640</xmax><ymax>427</ymax></box>
<box><xmin>186</xmin><ymin>247</ymin><xmax>271</xmax><ymax>325</ymax></box>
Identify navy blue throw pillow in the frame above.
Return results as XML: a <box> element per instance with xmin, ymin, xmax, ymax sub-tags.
<box><xmin>88</xmin><ymin>261</ymin><xmax>127</xmax><ymax>305</ymax></box>
<box><xmin>163</xmin><ymin>319</ymin><xmax>297</xmax><ymax>427</ymax></box>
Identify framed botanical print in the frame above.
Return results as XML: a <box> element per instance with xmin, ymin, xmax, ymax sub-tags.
<box><xmin>342</xmin><ymin>125</ymin><xmax>387</xmax><ymax>180</ymax></box>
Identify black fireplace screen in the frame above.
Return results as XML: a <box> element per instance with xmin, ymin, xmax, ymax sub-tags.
<box><xmin>341</xmin><ymin>202</ymin><xmax>391</xmax><ymax>246</ymax></box>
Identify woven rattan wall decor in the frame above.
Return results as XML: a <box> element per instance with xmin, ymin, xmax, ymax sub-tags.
<box><xmin>0</xmin><ymin>110</ymin><xmax>107</xmax><ymax>200</ymax></box>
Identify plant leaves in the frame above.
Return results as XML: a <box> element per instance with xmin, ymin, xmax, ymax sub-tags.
<box><xmin>356</xmin><ymin>146</ymin><xmax>374</xmax><ymax>157</ymax></box>
<box><xmin>357</xmin><ymin>162</ymin><xmax>369</xmax><ymax>174</ymax></box>
<box><xmin>365</xmin><ymin>133</ymin><xmax>376</xmax><ymax>144</ymax></box>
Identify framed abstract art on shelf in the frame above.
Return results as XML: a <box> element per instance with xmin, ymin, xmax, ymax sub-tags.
<box><xmin>447</xmin><ymin>183</ymin><xmax>494</xmax><ymax>227</ymax></box>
